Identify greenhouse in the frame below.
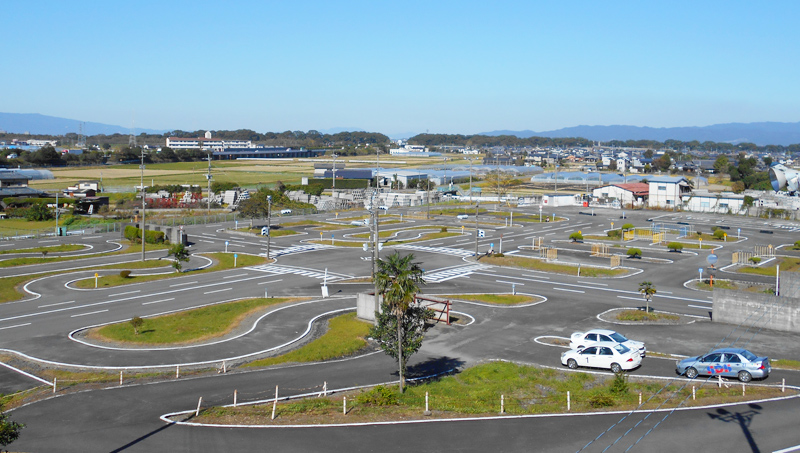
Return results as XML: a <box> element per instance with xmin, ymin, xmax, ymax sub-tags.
<box><xmin>530</xmin><ymin>171</ymin><xmax>646</xmax><ymax>186</ymax></box>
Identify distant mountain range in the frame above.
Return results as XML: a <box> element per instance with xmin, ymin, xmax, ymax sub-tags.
<box><xmin>0</xmin><ymin>113</ymin><xmax>168</xmax><ymax>136</ymax></box>
<box><xmin>480</xmin><ymin>122</ymin><xmax>800</xmax><ymax>146</ymax></box>
<box><xmin>3</xmin><ymin>112</ymin><xmax>800</xmax><ymax>146</ymax></box>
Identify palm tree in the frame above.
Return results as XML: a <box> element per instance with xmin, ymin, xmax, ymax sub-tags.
<box><xmin>639</xmin><ymin>281</ymin><xmax>656</xmax><ymax>313</ymax></box>
<box><xmin>374</xmin><ymin>252</ymin><xmax>425</xmax><ymax>393</ymax></box>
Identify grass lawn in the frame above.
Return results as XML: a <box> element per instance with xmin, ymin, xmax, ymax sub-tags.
<box><xmin>194</xmin><ymin>361</ymin><xmax>788</xmax><ymax>425</ymax></box>
<box><xmin>481</xmin><ymin>255</ymin><xmax>627</xmax><ymax>277</ymax></box>
<box><xmin>737</xmin><ymin>257</ymin><xmax>800</xmax><ymax>276</ymax></box>
<box><xmin>73</xmin><ymin>252</ymin><xmax>268</xmax><ymax>289</ymax></box>
<box><xmin>772</xmin><ymin>359</ymin><xmax>800</xmax><ymax>370</ymax></box>
<box><xmin>89</xmin><ymin>297</ymin><xmax>294</xmax><ymax>344</ymax></box>
<box><xmin>436</xmin><ymin>293</ymin><xmax>537</xmax><ymax>305</ymax></box>
<box><xmin>0</xmin><ymin>242</ymin><xmax>171</xmax><ymax>268</ymax></box>
<box><xmin>0</xmin><ymin>244</ymin><xmax>87</xmax><ymax>255</ymax></box>
<box><xmin>615</xmin><ymin>310</ymin><xmax>680</xmax><ymax>322</ymax></box>
<box><xmin>245</xmin><ymin>312</ymin><xmax>370</xmax><ymax>367</ymax></box>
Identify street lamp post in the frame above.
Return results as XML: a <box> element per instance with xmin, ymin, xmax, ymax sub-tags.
<box><xmin>266</xmin><ymin>195</ymin><xmax>272</xmax><ymax>259</ymax></box>
<box><xmin>140</xmin><ymin>147</ymin><xmax>146</xmax><ymax>261</ymax></box>
<box><xmin>331</xmin><ymin>153</ymin><xmax>338</xmax><ymax>203</ymax></box>
<box><xmin>468</xmin><ymin>157</ymin><xmax>473</xmax><ymax>203</ymax></box>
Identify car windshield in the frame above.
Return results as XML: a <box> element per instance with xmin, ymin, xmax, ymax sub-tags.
<box><xmin>613</xmin><ymin>344</ymin><xmax>630</xmax><ymax>354</ymax></box>
<box><xmin>609</xmin><ymin>332</ymin><xmax>628</xmax><ymax>343</ymax></box>
<box><xmin>740</xmin><ymin>350</ymin><xmax>758</xmax><ymax>362</ymax></box>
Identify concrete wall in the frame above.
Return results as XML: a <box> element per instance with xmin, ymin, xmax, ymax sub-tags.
<box><xmin>713</xmin><ymin>282</ymin><xmax>800</xmax><ymax>333</ymax></box>
<box><xmin>356</xmin><ymin>292</ymin><xmax>382</xmax><ymax>323</ymax></box>
<box><xmin>780</xmin><ymin>272</ymin><xmax>800</xmax><ymax>299</ymax></box>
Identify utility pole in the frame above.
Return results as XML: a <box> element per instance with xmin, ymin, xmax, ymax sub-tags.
<box><xmin>426</xmin><ymin>177</ymin><xmax>430</xmax><ymax>220</ymax></box>
<box><xmin>469</xmin><ymin>157</ymin><xmax>473</xmax><ymax>203</ymax></box>
<box><xmin>140</xmin><ymin>147</ymin><xmax>146</xmax><ymax>261</ymax></box>
<box><xmin>331</xmin><ymin>153</ymin><xmax>338</xmax><ymax>201</ymax></box>
<box><xmin>266</xmin><ymin>195</ymin><xmax>272</xmax><ymax>259</ymax></box>
<box><xmin>206</xmin><ymin>152</ymin><xmax>212</xmax><ymax>213</ymax></box>
<box><xmin>474</xmin><ymin>201</ymin><xmax>480</xmax><ymax>257</ymax></box>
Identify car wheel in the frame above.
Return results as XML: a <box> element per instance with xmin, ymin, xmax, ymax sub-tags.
<box><xmin>738</xmin><ymin>371</ymin><xmax>752</xmax><ymax>383</ymax></box>
<box><xmin>567</xmin><ymin>359</ymin><xmax>578</xmax><ymax>369</ymax></box>
<box><xmin>685</xmin><ymin>367</ymin><xmax>698</xmax><ymax>379</ymax></box>
<box><xmin>610</xmin><ymin>363</ymin><xmax>622</xmax><ymax>373</ymax></box>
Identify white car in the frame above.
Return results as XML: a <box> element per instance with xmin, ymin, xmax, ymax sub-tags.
<box><xmin>350</xmin><ymin>219</ymin><xmax>369</xmax><ymax>226</ymax></box>
<box><xmin>378</xmin><ymin>205</ymin><xmax>389</xmax><ymax>211</ymax></box>
<box><xmin>561</xmin><ymin>342</ymin><xmax>642</xmax><ymax>373</ymax></box>
<box><xmin>456</xmin><ymin>214</ymin><xmax>468</xmax><ymax>220</ymax></box>
<box><xmin>280</xmin><ymin>209</ymin><xmax>292</xmax><ymax>215</ymax></box>
<box><xmin>570</xmin><ymin>329</ymin><xmax>646</xmax><ymax>357</ymax></box>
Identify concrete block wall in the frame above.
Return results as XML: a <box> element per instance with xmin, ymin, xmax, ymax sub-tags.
<box><xmin>713</xmin><ymin>287</ymin><xmax>800</xmax><ymax>333</ymax></box>
<box><xmin>356</xmin><ymin>292</ymin><xmax>382</xmax><ymax>323</ymax></box>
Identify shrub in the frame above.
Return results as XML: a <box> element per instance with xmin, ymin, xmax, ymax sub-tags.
<box><xmin>610</xmin><ymin>371</ymin><xmax>629</xmax><ymax>395</ymax></box>
<box><xmin>587</xmin><ymin>392</ymin><xmax>615</xmax><ymax>408</ymax></box>
<box><xmin>621</xmin><ymin>223</ymin><xmax>634</xmax><ymax>231</ymax></box>
<box><xmin>667</xmin><ymin>242</ymin><xmax>684</xmax><ymax>252</ymax></box>
<box><xmin>569</xmin><ymin>232</ymin><xmax>584</xmax><ymax>242</ymax></box>
<box><xmin>440</xmin><ymin>227</ymin><xmax>448</xmax><ymax>233</ymax></box>
<box><xmin>626</xmin><ymin>248</ymin><xmax>642</xmax><ymax>258</ymax></box>
<box><xmin>494</xmin><ymin>253</ymin><xmax>505</xmax><ymax>257</ymax></box>
<box><xmin>119</xmin><ymin>270</ymin><xmax>132</xmax><ymax>278</ymax></box>
<box><xmin>124</xmin><ymin>226</ymin><xmax>166</xmax><ymax>244</ymax></box>
<box><xmin>356</xmin><ymin>385</ymin><xmax>398</xmax><ymax>406</ymax></box>
<box><xmin>793</xmin><ymin>240</ymin><xmax>800</xmax><ymax>250</ymax></box>
<box><xmin>607</xmin><ymin>229</ymin><xmax>622</xmax><ymax>239</ymax></box>
<box><xmin>713</xmin><ymin>229</ymin><xmax>726</xmax><ymax>240</ymax></box>
<box><xmin>749</xmin><ymin>257</ymin><xmax>761</xmax><ymax>264</ymax></box>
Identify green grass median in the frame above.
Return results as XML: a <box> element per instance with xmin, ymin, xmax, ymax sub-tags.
<box><xmin>436</xmin><ymin>293</ymin><xmax>537</xmax><ymax>305</ymax></box>
<box><xmin>482</xmin><ymin>255</ymin><xmax>627</xmax><ymax>277</ymax></box>
<box><xmin>89</xmin><ymin>297</ymin><xmax>295</xmax><ymax>345</ymax></box>
<box><xmin>73</xmin><ymin>252</ymin><xmax>268</xmax><ymax>289</ymax></box>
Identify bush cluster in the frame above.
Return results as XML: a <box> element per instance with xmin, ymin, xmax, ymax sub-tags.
<box><xmin>356</xmin><ymin>385</ymin><xmax>399</xmax><ymax>406</ymax></box>
<box><xmin>124</xmin><ymin>225</ymin><xmax>166</xmax><ymax>244</ymax></box>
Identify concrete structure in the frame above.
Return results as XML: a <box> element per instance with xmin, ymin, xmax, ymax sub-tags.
<box><xmin>165</xmin><ymin>131</ymin><xmax>252</xmax><ymax>150</ymax></box>
<box><xmin>712</xmin><ymin>273</ymin><xmax>800</xmax><ymax>333</ymax></box>
<box><xmin>541</xmin><ymin>193</ymin><xmax>581</xmax><ymax>207</ymax></box>
<box><xmin>356</xmin><ymin>292</ymin><xmax>381</xmax><ymax>322</ymax></box>
<box><xmin>647</xmin><ymin>176</ymin><xmax>692</xmax><ymax>208</ymax></box>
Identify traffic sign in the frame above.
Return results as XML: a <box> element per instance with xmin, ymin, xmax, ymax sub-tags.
<box><xmin>707</xmin><ymin>254</ymin><xmax>718</xmax><ymax>265</ymax></box>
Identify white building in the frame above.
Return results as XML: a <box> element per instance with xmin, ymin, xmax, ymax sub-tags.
<box><xmin>592</xmin><ymin>183</ymin><xmax>649</xmax><ymax>207</ymax></box>
<box><xmin>165</xmin><ymin>131</ymin><xmax>252</xmax><ymax>150</ymax></box>
<box><xmin>684</xmin><ymin>190</ymin><xmax>746</xmax><ymax>214</ymax></box>
<box><xmin>647</xmin><ymin>176</ymin><xmax>693</xmax><ymax>208</ymax></box>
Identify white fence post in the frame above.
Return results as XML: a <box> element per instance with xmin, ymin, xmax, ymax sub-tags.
<box><xmin>343</xmin><ymin>396</ymin><xmax>347</xmax><ymax>415</ymax></box>
<box><xmin>195</xmin><ymin>397</ymin><xmax>203</xmax><ymax>417</ymax></box>
<box><xmin>501</xmin><ymin>394</ymin><xmax>505</xmax><ymax>414</ymax></box>
<box><xmin>176</xmin><ymin>365</ymin><xmax>180</xmax><ymax>378</ymax></box>
<box><xmin>567</xmin><ymin>391</ymin><xmax>570</xmax><ymax>411</ymax></box>
<box><xmin>271</xmin><ymin>385</ymin><xmax>278</xmax><ymax>420</ymax></box>
<box><xmin>234</xmin><ymin>389</ymin><xmax>238</xmax><ymax>407</ymax></box>
<box><xmin>53</xmin><ymin>378</ymin><xmax>57</xmax><ymax>393</ymax></box>
<box><xmin>692</xmin><ymin>386</ymin><xmax>696</xmax><ymax>400</ymax></box>
<box><xmin>120</xmin><ymin>371</ymin><xmax>123</xmax><ymax>386</ymax></box>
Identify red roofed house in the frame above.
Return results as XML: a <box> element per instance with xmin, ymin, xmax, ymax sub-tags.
<box><xmin>591</xmin><ymin>183</ymin><xmax>649</xmax><ymax>207</ymax></box>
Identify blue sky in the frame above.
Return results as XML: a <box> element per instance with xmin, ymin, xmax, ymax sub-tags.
<box><xmin>3</xmin><ymin>1</ymin><xmax>799</xmax><ymax>136</ymax></box>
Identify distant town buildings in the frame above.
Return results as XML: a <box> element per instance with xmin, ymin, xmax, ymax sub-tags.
<box><xmin>165</xmin><ymin>131</ymin><xmax>252</xmax><ymax>150</ymax></box>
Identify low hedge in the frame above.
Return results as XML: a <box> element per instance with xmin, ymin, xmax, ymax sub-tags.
<box><xmin>124</xmin><ymin>225</ymin><xmax>166</xmax><ymax>244</ymax></box>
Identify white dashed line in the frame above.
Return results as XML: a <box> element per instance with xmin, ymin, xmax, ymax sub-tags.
<box><xmin>0</xmin><ymin>323</ymin><xmax>31</xmax><ymax>330</ymax></box>
<box><xmin>38</xmin><ymin>300</ymin><xmax>76</xmax><ymax>308</ymax></box>
<box><xmin>142</xmin><ymin>298</ymin><xmax>176</xmax><ymax>306</ymax></box>
<box><xmin>170</xmin><ymin>281</ymin><xmax>199</xmax><ymax>287</ymax></box>
<box><xmin>109</xmin><ymin>290</ymin><xmax>140</xmax><ymax>297</ymax></box>
<box><xmin>204</xmin><ymin>288</ymin><xmax>232</xmax><ymax>295</ymax></box>
<box><xmin>71</xmin><ymin>309</ymin><xmax>109</xmax><ymax>318</ymax></box>
<box><xmin>553</xmin><ymin>287</ymin><xmax>584</xmax><ymax>293</ymax></box>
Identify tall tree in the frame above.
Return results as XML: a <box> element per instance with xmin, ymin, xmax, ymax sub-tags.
<box><xmin>167</xmin><ymin>243</ymin><xmax>191</xmax><ymax>273</ymax></box>
<box><xmin>372</xmin><ymin>252</ymin><xmax>427</xmax><ymax>393</ymax></box>
<box><xmin>0</xmin><ymin>402</ymin><xmax>23</xmax><ymax>450</ymax></box>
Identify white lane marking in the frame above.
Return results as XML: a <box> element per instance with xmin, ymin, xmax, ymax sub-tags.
<box><xmin>554</xmin><ymin>288</ymin><xmax>585</xmax><ymax>293</ymax></box>
<box><xmin>522</xmin><ymin>274</ymin><xmax>549</xmax><ymax>279</ymax></box>
<box><xmin>618</xmin><ymin>296</ymin><xmax>645</xmax><ymax>301</ymax></box>
<box><xmin>688</xmin><ymin>305</ymin><xmax>713</xmax><ymax>310</ymax></box>
<box><xmin>257</xmin><ymin>279</ymin><xmax>283</xmax><ymax>285</ymax></box>
<box><xmin>38</xmin><ymin>300</ymin><xmax>76</xmax><ymax>308</ymax></box>
<box><xmin>109</xmin><ymin>290</ymin><xmax>141</xmax><ymax>297</ymax></box>
<box><xmin>229</xmin><ymin>244</ymin><xmax>246</xmax><ymax>248</ymax></box>
<box><xmin>71</xmin><ymin>309</ymin><xmax>109</xmax><ymax>318</ymax></box>
<box><xmin>1</xmin><ymin>274</ymin><xmax>279</xmax><ymax>323</ymax></box>
<box><xmin>0</xmin><ymin>244</ymin><xmax>13</xmax><ymax>247</ymax></box>
<box><xmin>223</xmin><ymin>274</ymin><xmax>247</xmax><ymax>279</ymax></box>
<box><xmin>82</xmin><ymin>236</ymin><xmax>102</xmax><ymax>239</ymax></box>
<box><xmin>204</xmin><ymin>288</ymin><xmax>231</xmax><ymax>295</ymax></box>
<box><xmin>38</xmin><ymin>240</ymin><xmax>59</xmax><ymax>243</ymax></box>
<box><xmin>660</xmin><ymin>291</ymin><xmax>673</xmax><ymax>294</ymax></box>
<box><xmin>142</xmin><ymin>298</ymin><xmax>176</xmax><ymax>306</ymax></box>
<box><xmin>170</xmin><ymin>281</ymin><xmax>198</xmax><ymax>287</ymax></box>
<box><xmin>496</xmin><ymin>280</ymin><xmax>524</xmax><ymax>285</ymax></box>
<box><xmin>205</xmin><ymin>233</ymin><xmax>218</xmax><ymax>236</ymax></box>
<box><xmin>773</xmin><ymin>444</ymin><xmax>800</xmax><ymax>453</ymax></box>
<box><xmin>0</xmin><ymin>360</ymin><xmax>51</xmax><ymax>385</ymax></box>
<box><xmin>578</xmin><ymin>281</ymin><xmax>608</xmax><ymax>286</ymax></box>
<box><xmin>199</xmin><ymin>240</ymin><xmax>215</xmax><ymax>243</ymax></box>
<box><xmin>0</xmin><ymin>323</ymin><xmax>31</xmax><ymax>330</ymax></box>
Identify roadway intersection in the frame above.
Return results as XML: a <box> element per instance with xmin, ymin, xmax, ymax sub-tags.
<box><xmin>2</xmin><ymin>205</ymin><xmax>799</xmax><ymax>452</ymax></box>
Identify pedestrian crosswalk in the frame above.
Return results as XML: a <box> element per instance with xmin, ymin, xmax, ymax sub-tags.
<box><xmin>396</xmin><ymin>244</ymin><xmax>475</xmax><ymax>257</ymax></box>
<box><xmin>247</xmin><ymin>264</ymin><xmax>351</xmax><ymax>281</ymax></box>
<box><xmin>265</xmin><ymin>244</ymin><xmax>334</xmax><ymax>257</ymax></box>
<box><xmin>424</xmin><ymin>264</ymin><xmax>489</xmax><ymax>283</ymax></box>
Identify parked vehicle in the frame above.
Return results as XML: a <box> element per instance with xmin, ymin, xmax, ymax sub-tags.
<box><xmin>280</xmin><ymin>209</ymin><xmax>292</xmax><ymax>215</ymax></box>
<box><xmin>456</xmin><ymin>214</ymin><xmax>468</xmax><ymax>220</ymax></box>
<box><xmin>675</xmin><ymin>348</ymin><xmax>770</xmax><ymax>383</ymax></box>
<box><xmin>570</xmin><ymin>329</ymin><xmax>646</xmax><ymax>357</ymax></box>
<box><xmin>378</xmin><ymin>205</ymin><xmax>389</xmax><ymax>211</ymax></box>
<box><xmin>561</xmin><ymin>342</ymin><xmax>642</xmax><ymax>373</ymax></box>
